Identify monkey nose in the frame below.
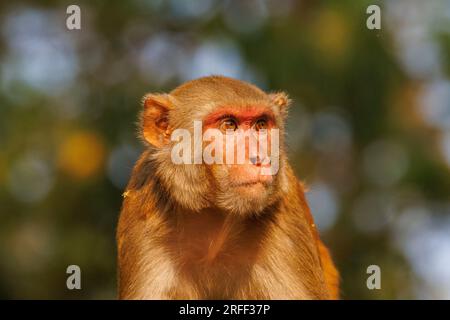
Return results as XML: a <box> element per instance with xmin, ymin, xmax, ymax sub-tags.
<box><xmin>249</xmin><ymin>156</ymin><xmax>261</xmax><ymax>166</ymax></box>
<box><xmin>249</xmin><ymin>155</ymin><xmax>271</xmax><ymax>167</ymax></box>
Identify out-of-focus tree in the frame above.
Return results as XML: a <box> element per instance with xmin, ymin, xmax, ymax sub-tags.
<box><xmin>0</xmin><ymin>0</ymin><xmax>449</xmax><ymax>299</ymax></box>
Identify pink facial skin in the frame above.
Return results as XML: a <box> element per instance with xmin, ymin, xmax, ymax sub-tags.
<box><xmin>203</xmin><ymin>105</ymin><xmax>276</xmax><ymax>130</ymax></box>
<box><xmin>203</xmin><ymin>105</ymin><xmax>277</xmax><ymax>186</ymax></box>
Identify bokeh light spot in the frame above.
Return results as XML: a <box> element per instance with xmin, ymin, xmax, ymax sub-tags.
<box><xmin>58</xmin><ymin>131</ymin><xmax>106</xmax><ymax>180</ymax></box>
<box><xmin>306</xmin><ymin>182</ymin><xmax>339</xmax><ymax>232</ymax></box>
<box><xmin>7</xmin><ymin>153</ymin><xmax>54</xmax><ymax>204</ymax></box>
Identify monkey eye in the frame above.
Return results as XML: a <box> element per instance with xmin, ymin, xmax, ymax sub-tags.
<box><xmin>254</xmin><ymin>119</ymin><xmax>268</xmax><ymax>131</ymax></box>
<box><xmin>219</xmin><ymin>119</ymin><xmax>238</xmax><ymax>132</ymax></box>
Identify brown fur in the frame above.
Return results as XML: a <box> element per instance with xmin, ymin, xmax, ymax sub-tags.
<box><xmin>117</xmin><ymin>76</ymin><xmax>339</xmax><ymax>299</ymax></box>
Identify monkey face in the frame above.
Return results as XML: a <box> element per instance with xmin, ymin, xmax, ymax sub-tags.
<box><xmin>201</xmin><ymin>106</ymin><xmax>283</xmax><ymax>215</ymax></box>
<box><xmin>140</xmin><ymin>76</ymin><xmax>290</xmax><ymax>215</ymax></box>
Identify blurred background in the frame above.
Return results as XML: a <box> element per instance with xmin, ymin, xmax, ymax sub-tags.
<box><xmin>0</xmin><ymin>0</ymin><xmax>449</xmax><ymax>299</ymax></box>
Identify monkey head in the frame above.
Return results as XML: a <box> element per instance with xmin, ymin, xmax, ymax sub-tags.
<box><xmin>140</xmin><ymin>76</ymin><xmax>291</xmax><ymax>216</ymax></box>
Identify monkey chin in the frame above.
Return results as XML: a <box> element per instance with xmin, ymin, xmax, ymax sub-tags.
<box><xmin>215</xmin><ymin>180</ymin><xmax>279</xmax><ymax>217</ymax></box>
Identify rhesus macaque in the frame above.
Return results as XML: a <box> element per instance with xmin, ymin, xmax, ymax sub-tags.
<box><xmin>117</xmin><ymin>76</ymin><xmax>339</xmax><ymax>299</ymax></box>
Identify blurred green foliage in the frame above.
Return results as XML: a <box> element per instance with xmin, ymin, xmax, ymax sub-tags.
<box><xmin>0</xmin><ymin>0</ymin><xmax>449</xmax><ymax>299</ymax></box>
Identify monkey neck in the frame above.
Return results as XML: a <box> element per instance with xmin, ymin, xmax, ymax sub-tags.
<box><xmin>166</xmin><ymin>206</ymin><xmax>276</xmax><ymax>265</ymax></box>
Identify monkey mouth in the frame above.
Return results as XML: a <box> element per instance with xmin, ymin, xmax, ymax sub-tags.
<box><xmin>231</xmin><ymin>179</ymin><xmax>271</xmax><ymax>188</ymax></box>
<box><xmin>234</xmin><ymin>181</ymin><xmax>263</xmax><ymax>187</ymax></box>
<box><xmin>229</xmin><ymin>170</ymin><xmax>274</xmax><ymax>189</ymax></box>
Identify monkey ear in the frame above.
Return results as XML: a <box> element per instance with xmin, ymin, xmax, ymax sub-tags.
<box><xmin>269</xmin><ymin>92</ymin><xmax>291</xmax><ymax>115</ymax></box>
<box><xmin>141</xmin><ymin>93</ymin><xmax>173</xmax><ymax>147</ymax></box>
